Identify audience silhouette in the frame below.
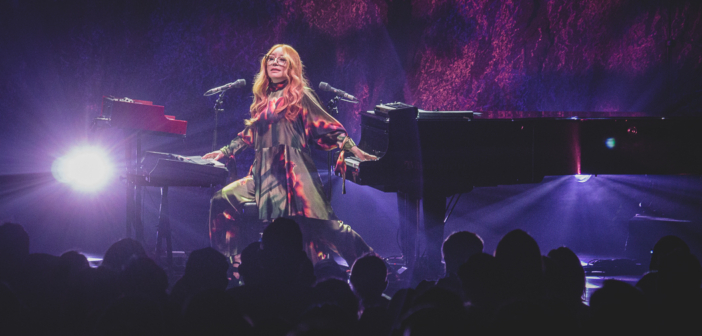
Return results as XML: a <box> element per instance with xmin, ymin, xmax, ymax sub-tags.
<box><xmin>1</xmin><ymin>219</ymin><xmax>700</xmax><ymax>336</ymax></box>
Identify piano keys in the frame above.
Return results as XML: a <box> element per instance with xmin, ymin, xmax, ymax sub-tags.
<box><xmin>138</xmin><ymin>151</ymin><xmax>228</xmax><ymax>187</ymax></box>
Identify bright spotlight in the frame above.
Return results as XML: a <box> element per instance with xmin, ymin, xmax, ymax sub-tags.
<box><xmin>52</xmin><ymin>147</ymin><xmax>114</xmax><ymax>191</ymax></box>
<box><xmin>574</xmin><ymin>175</ymin><xmax>592</xmax><ymax>183</ymax></box>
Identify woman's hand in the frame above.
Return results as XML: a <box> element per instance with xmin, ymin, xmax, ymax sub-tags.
<box><xmin>349</xmin><ymin>146</ymin><xmax>377</xmax><ymax>162</ymax></box>
<box><xmin>202</xmin><ymin>150</ymin><xmax>225</xmax><ymax>161</ymax></box>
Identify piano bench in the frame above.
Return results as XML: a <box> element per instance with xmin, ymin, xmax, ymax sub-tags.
<box><xmin>237</xmin><ymin>202</ymin><xmax>265</xmax><ymax>246</ymax></box>
<box><xmin>240</xmin><ymin>202</ymin><xmax>259</xmax><ymax>220</ymax></box>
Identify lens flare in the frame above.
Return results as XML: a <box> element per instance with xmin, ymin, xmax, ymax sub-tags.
<box><xmin>574</xmin><ymin>175</ymin><xmax>592</xmax><ymax>183</ymax></box>
<box><xmin>52</xmin><ymin>147</ymin><xmax>113</xmax><ymax>191</ymax></box>
<box><xmin>605</xmin><ymin>137</ymin><xmax>616</xmax><ymax>149</ymax></box>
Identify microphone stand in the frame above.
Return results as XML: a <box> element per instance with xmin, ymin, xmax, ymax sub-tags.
<box><xmin>212</xmin><ymin>91</ymin><xmax>227</xmax><ymax>152</ymax></box>
<box><xmin>326</xmin><ymin>97</ymin><xmax>340</xmax><ymax>201</ymax></box>
<box><xmin>211</xmin><ymin>90</ymin><xmax>239</xmax><ymax>181</ymax></box>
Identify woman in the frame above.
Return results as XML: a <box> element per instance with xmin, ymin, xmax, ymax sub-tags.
<box><xmin>203</xmin><ymin>44</ymin><xmax>374</xmax><ymax>265</ymax></box>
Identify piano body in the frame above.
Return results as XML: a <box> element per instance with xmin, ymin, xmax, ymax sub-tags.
<box><xmin>341</xmin><ymin>102</ymin><xmax>702</xmax><ymax>275</ymax></box>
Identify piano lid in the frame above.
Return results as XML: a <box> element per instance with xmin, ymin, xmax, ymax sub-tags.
<box><xmin>100</xmin><ymin>96</ymin><xmax>187</xmax><ymax>136</ymax></box>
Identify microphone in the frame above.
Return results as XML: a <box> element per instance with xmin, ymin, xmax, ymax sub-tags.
<box><xmin>319</xmin><ymin>82</ymin><xmax>358</xmax><ymax>101</ymax></box>
<box><xmin>204</xmin><ymin>79</ymin><xmax>246</xmax><ymax>96</ymax></box>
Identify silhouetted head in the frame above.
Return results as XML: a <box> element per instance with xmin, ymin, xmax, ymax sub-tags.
<box><xmin>101</xmin><ymin>238</ymin><xmax>147</xmax><ymax>272</ymax></box>
<box><xmin>0</xmin><ymin>222</ymin><xmax>30</xmax><ymax>281</ymax></box>
<box><xmin>261</xmin><ymin>217</ymin><xmax>303</xmax><ymax>253</ymax></box>
<box><xmin>260</xmin><ymin>218</ymin><xmax>314</xmax><ymax>286</ymax></box>
<box><xmin>650</xmin><ymin>235</ymin><xmax>689</xmax><ymax>271</ymax></box>
<box><xmin>589</xmin><ymin>280</ymin><xmax>647</xmax><ymax>333</ymax></box>
<box><xmin>657</xmin><ymin>249</ymin><xmax>702</xmax><ymax>297</ymax></box>
<box><xmin>58</xmin><ymin>250</ymin><xmax>90</xmax><ymax>280</ymax></box>
<box><xmin>442</xmin><ymin>231</ymin><xmax>484</xmax><ymax>276</ymax></box>
<box><xmin>545</xmin><ymin>246</ymin><xmax>585</xmax><ymax>303</ymax></box>
<box><xmin>349</xmin><ymin>253</ymin><xmax>387</xmax><ymax>300</ymax></box>
<box><xmin>119</xmin><ymin>257</ymin><xmax>168</xmax><ymax>299</ymax></box>
<box><xmin>182</xmin><ymin>247</ymin><xmax>229</xmax><ymax>291</ymax></box>
<box><xmin>494</xmin><ymin>229</ymin><xmax>542</xmax><ymax>297</ymax></box>
<box><xmin>313</xmin><ymin>278</ymin><xmax>359</xmax><ymax>324</ymax></box>
<box><xmin>238</xmin><ymin>241</ymin><xmax>263</xmax><ymax>286</ymax></box>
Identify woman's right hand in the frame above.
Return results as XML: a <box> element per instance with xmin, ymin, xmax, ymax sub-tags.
<box><xmin>202</xmin><ymin>150</ymin><xmax>225</xmax><ymax>161</ymax></box>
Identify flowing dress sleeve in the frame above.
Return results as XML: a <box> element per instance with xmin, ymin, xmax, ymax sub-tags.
<box><xmin>220</xmin><ymin>126</ymin><xmax>254</xmax><ymax>157</ymax></box>
<box><xmin>301</xmin><ymin>89</ymin><xmax>356</xmax><ymax>151</ymax></box>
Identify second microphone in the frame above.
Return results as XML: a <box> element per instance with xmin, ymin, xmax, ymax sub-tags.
<box><xmin>319</xmin><ymin>82</ymin><xmax>358</xmax><ymax>102</ymax></box>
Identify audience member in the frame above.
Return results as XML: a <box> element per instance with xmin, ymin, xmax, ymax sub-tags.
<box><xmin>442</xmin><ymin>231</ymin><xmax>484</xmax><ymax>277</ymax></box>
<box><xmin>312</xmin><ymin>278</ymin><xmax>359</xmax><ymax>328</ymax></box>
<box><xmin>170</xmin><ymin>247</ymin><xmax>229</xmax><ymax>309</ymax></box>
<box><xmin>436</xmin><ymin>231</ymin><xmax>483</xmax><ymax>295</ymax></box>
<box><xmin>653</xmin><ymin>249</ymin><xmax>702</xmax><ymax>333</ymax></box>
<box><xmin>494</xmin><ymin>229</ymin><xmax>543</xmax><ymax>301</ymax></box>
<box><xmin>543</xmin><ymin>247</ymin><xmax>590</xmax><ymax>333</ymax></box>
<box><xmin>0</xmin><ymin>222</ymin><xmax>30</xmax><ymax>285</ymax></box>
<box><xmin>237</xmin><ymin>241</ymin><xmax>263</xmax><ymax>286</ymax></box>
<box><xmin>228</xmin><ymin>218</ymin><xmax>316</xmax><ymax>325</ymax></box>
<box><xmin>350</xmin><ymin>253</ymin><xmax>390</xmax><ymax>312</ymax></box>
<box><xmin>457</xmin><ymin>253</ymin><xmax>502</xmax><ymax>334</ymax></box>
<box><xmin>57</xmin><ymin>250</ymin><xmax>90</xmax><ymax>281</ymax></box>
<box><xmin>100</xmin><ymin>238</ymin><xmax>148</xmax><ymax>273</ymax></box>
<box><xmin>120</xmin><ymin>257</ymin><xmax>169</xmax><ymax>300</ymax></box>
<box><xmin>636</xmin><ymin>235</ymin><xmax>690</xmax><ymax>296</ymax></box>
<box><xmin>589</xmin><ymin>280</ymin><xmax>648</xmax><ymax>334</ymax></box>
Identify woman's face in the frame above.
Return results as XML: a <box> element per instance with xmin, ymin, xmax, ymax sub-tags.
<box><xmin>266</xmin><ymin>47</ymin><xmax>288</xmax><ymax>83</ymax></box>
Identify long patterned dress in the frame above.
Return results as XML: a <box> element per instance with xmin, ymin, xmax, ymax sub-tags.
<box><xmin>210</xmin><ymin>84</ymin><xmax>371</xmax><ymax>263</ymax></box>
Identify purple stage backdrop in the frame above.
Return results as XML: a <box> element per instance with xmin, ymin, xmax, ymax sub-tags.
<box><xmin>1</xmin><ymin>0</ymin><xmax>701</xmax><ymax>258</ymax></box>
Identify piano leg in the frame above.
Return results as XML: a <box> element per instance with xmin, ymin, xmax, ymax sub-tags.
<box><xmin>125</xmin><ymin>140</ymin><xmax>134</xmax><ymax>239</ymax></box>
<box><xmin>156</xmin><ymin>186</ymin><xmax>173</xmax><ymax>268</ymax></box>
<box><xmin>135</xmin><ymin>185</ymin><xmax>144</xmax><ymax>244</ymax></box>
<box><xmin>423</xmin><ymin>192</ymin><xmax>446</xmax><ymax>278</ymax></box>
<box><xmin>134</xmin><ymin>134</ymin><xmax>144</xmax><ymax>244</ymax></box>
<box><xmin>124</xmin><ymin>132</ymin><xmax>145</xmax><ymax>245</ymax></box>
<box><xmin>397</xmin><ymin>192</ymin><xmax>420</xmax><ymax>276</ymax></box>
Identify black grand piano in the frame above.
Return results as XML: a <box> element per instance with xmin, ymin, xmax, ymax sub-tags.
<box><xmin>340</xmin><ymin>102</ymin><xmax>702</xmax><ymax>275</ymax></box>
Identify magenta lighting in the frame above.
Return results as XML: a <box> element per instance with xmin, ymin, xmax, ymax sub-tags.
<box><xmin>51</xmin><ymin>146</ymin><xmax>114</xmax><ymax>191</ymax></box>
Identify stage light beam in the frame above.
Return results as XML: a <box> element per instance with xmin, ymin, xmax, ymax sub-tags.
<box><xmin>52</xmin><ymin>147</ymin><xmax>113</xmax><ymax>191</ymax></box>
